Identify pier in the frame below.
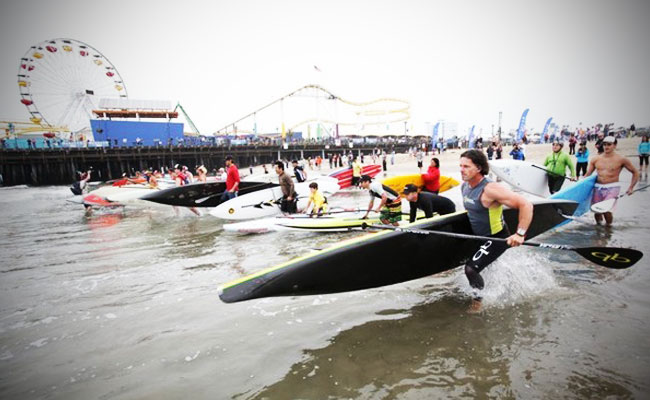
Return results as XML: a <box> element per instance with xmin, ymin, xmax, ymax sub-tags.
<box><xmin>0</xmin><ymin>142</ymin><xmax>415</xmax><ymax>186</ymax></box>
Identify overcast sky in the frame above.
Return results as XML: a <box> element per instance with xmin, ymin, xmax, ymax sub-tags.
<box><xmin>1</xmin><ymin>0</ymin><xmax>649</xmax><ymax>136</ymax></box>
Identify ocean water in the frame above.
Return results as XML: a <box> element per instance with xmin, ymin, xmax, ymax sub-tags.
<box><xmin>0</xmin><ymin>182</ymin><xmax>649</xmax><ymax>399</ymax></box>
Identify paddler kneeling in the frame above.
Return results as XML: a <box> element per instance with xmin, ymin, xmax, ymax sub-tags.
<box><xmin>460</xmin><ymin>150</ymin><xmax>533</xmax><ymax>313</ymax></box>
<box><xmin>302</xmin><ymin>182</ymin><xmax>328</xmax><ymax>217</ymax></box>
<box><xmin>402</xmin><ymin>184</ymin><xmax>456</xmax><ymax>222</ymax></box>
<box><xmin>360</xmin><ymin>175</ymin><xmax>402</xmax><ymax>226</ymax></box>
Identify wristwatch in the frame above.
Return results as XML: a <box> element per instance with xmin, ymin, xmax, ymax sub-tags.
<box><xmin>516</xmin><ymin>228</ymin><xmax>527</xmax><ymax>237</ymax></box>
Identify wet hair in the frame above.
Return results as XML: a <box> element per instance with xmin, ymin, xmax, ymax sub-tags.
<box><xmin>360</xmin><ymin>174</ymin><xmax>372</xmax><ymax>182</ymax></box>
<box><xmin>225</xmin><ymin>155</ymin><xmax>233</xmax><ymax>162</ymax></box>
<box><xmin>291</xmin><ymin>159</ymin><xmax>298</xmax><ymax>164</ymax></box>
<box><xmin>275</xmin><ymin>161</ymin><xmax>285</xmax><ymax>170</ymax></box>
<box><xmin>460</xmin><ymin>149</ymin><xmax>489</xmax><ymax>175</ymax></box>
<box><xmin>309</xmin><ymin>182</ymin><xmax>318</xmax><ymax>189</ymax></box>
<box><xmin>432</xmin><ymin>157</ymin><xmax>440</xmax><ymax>168</ymax></box>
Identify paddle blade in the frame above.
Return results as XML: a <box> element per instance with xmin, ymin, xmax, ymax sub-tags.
<box><xmin>590</xmin><ymin>198</ymin><xmax>616</xmax><ymax>213</ymax></box>
<box><xmin>576</xmin><ymin>247</ymin><xmax>643</xmax><ymax>269</ymax></box>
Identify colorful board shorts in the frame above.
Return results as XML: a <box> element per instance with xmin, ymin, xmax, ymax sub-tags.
<box><xmin>592</xmin><ymin>182</ymin><xmax>621</xmax><ymax>211</ymax></box>
<box><xmin>380</xmin><ymin>201</ymin><xmax>402</xmax><ymax>224</ymax></box>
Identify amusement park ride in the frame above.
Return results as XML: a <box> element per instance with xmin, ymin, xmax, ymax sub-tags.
<box><xmin>8</xmin><ymin>38</ymin><xmax>410</xmax><ymax>147</ymax></box>
<box><xmin>12</xmin><ymin>38</ymin><xmax>127</xmax><ymax>141</ymax></box>
<box><xmin>215</xmin><ymin>84</ymin><xmax>411</xmax><ymax>139</ymax></box>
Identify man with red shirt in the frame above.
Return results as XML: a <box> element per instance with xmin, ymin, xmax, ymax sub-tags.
<box><xmin>422</xmin><ymin>158</ymin><xmax>441</xmax><ymax>194</ymax></box>
<box><xmin>221</xmin><ymin>155</ymin><xmax>240</xmax><ymax>203</ymax></box>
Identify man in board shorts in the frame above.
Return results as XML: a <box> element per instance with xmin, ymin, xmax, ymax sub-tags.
<box><xmin>360</xmin><ymin>175</ymin><xmax>402</xmax><ymax>226</ymax></box>
<box><xmin>585</xmin><ymin>136</ymin><xmax>639</xmax><ymax>225</ymax></box>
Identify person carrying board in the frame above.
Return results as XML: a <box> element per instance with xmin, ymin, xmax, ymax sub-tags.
<box><xmin>460</xmin><ymin>150</ymin><xmax>533</xmax><ymax>313</ymax></box>
<box><xmin>585</xmin><ymin>136</ymin><xmax>639</xmax><ymax>226</ymax></box>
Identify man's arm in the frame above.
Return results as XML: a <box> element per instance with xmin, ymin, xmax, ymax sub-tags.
<box><xmin>409</xmin><ymin>202</ymin><xmax>417</xmax><ymax>223</ymax></box>
<box><xmin>622</xmin><ymin>157</ymin><xmax>640</xmax><ymax>195</ymax></box>
<box><xmin>483</xmin><ymin>182</ymin><xmax>533</xmax><ymax>247</ymax></box>
<box><xmin>363</xmin><ymin>198</ymin><xmax>374</xmax><ymax>219</ymax></box>
<box><xmin>584</xmin><ymin>156</ymin><xmax>597</xmax><ymax>177</ymax></box>
<box><xmin>375</xmin><ymin>193</ymin><xmax>388</xmax><ymax>212</ymax></box>
<box><xmin>564</xmin><ymin>153</ymin><xmax>576</xmax><ymax>179</ymax></box>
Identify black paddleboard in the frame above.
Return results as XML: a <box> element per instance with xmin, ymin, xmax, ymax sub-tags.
<box><xmin>218</xmin><ymin>199</ymin><xmax>578</xmax><ymax>303</ymax></box>
<box><xmin>141</xmin><ymin>181</ymin><xmax>278</xmax><ymax>208</ymax></box>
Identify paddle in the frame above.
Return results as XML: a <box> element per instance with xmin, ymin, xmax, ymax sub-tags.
<box><xmin>532</xmin><ymin>164</ymin><xmax>575</xmax><ymax>181</ymax></box>
<box><xmin>361</xmin><ymin>223</ymin><xmax>643</xmax><ymax>269</ymax></box>
<box><xmin>590</xmin><ymin>184</ymin><xmax>650</xmax><ymax>213</ymax></box>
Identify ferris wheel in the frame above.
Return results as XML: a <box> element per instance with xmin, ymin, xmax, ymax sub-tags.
<box><xmin>17</xmin><ymin>38</ymin><xmax>128</xmax><ymax>135</ymax></box>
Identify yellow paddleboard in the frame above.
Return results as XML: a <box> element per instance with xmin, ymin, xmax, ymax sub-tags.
<box><xmin>382</xmin><ymin>174</ymin><xmax>459</xmax><ymax>194</ymax></box>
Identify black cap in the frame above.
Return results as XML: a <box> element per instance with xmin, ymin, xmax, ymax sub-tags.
<box><xmin>402</xmin><ymin>184</ymin><xmax>418</xmax><ymax>194</ymax></box>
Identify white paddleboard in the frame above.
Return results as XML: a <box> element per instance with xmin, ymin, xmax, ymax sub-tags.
<box><xmin>105</xmin><ymin>186</ymin><xmax>161</xmax><ymax>203</ymax></box>
<box><xmin>210</xmin><ymin>177</ymin><xmax>340</xmax><ymax>220</ymax></box>
<box><xmin>489</xmin><ymin>160</ymin><xmax>550</xmax><ymax>197</ymax></box>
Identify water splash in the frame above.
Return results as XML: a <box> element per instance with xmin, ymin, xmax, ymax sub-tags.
<box><xmin>454</xmin><ymin>247</ymin><xmax>560</xmax><ymax>306</ymax></box>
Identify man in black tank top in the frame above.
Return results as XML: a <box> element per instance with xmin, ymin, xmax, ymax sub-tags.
<box><xmin>459</xmin><ymin>150</ymin><xmax>534</xmax><ymax>313</ymax></box>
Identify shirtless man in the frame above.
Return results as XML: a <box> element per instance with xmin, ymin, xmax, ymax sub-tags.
<box><xmin>585</xmin><ymin>136</ymin><xmax>639</xmax><ymax>225</ymax></box>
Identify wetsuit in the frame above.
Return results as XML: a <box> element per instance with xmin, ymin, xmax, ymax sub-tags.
<box><xmin>294</xmin><ymin>165</ymin><xmax>307</xmax><ymax>183</ymax></box>
<box><xmin>408</xmin><ymin>192</ymin><xmax>456</xmax><ymax>223</ymax></box>
<box><xmin>462</xmin><ymin>177</ymin><xmax>511</xmax><ymax>298</ymax></box>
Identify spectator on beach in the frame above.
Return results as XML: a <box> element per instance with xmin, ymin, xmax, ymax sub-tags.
<box><xmin>568</xmin><ymin>134</ymin><xmax>577</xmax><ymax>155</ymax></box>
<box><xmin>638</xmin><ymin>135</ymin><xmax>649</xmax><ymax>177</ymax></box>
<box><xmin>416</xmin><ymin>149</ymin><xmax>424</xmax><ymax>172</ymax></box>
<box><xmin>510</xmin><ymin>144</ymin><xmax>525</xmax><ymax>160</ymax></box>
<box><xmin>595</xmin><ymin>133</ymin><xmax>605</xmax><ymax>154</ymax></box>
<box><xmin>575</xmin><ymin>142</ymin><xmax>590</xmax><ymax>179</ymax></box>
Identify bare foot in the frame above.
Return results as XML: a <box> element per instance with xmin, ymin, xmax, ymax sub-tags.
<box><xmin>467</xmin><ymin>299</ymin><xmax>482</xmax><ymax>314</ymax></box>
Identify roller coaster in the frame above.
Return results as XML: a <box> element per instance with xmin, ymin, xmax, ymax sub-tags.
<box><xmin>215</xmin><ymin>84</ymin><xmax>410</xmax><ymax>138</ymax></box>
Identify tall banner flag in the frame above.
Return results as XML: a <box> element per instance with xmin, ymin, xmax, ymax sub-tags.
<box><xmin>542</xmin><ymin>117</ymin><xmax>553</xmax><ymax>136</ymax></box>
<box><xmin>468</xmin><ymin>125</ymin><xmax>475</xmax><ymax>148</ymax></box>
<box><xmin>281</xmin><ymin>122</ymin><xmax>286</xmax><ymax>140</ymax></box>
<box><xmin>516</xmin><ymin>108</ymin><xmax>529</xmax><ymax>142</ymax></box>
<box><xmin>431</xmin><ymin>122</ymin><xmax>440</xmax><ymax>148</ymax></box>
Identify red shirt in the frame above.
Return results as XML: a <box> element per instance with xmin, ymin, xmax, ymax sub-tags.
<box><xmin>422</xmin><ymin>166</ymin><xmax>440</xmax><ymax>192</ymax></box>
<box><xmin>226</xmin><ymin>164</ymin><xmax>240</xmax><ymax>191</ymax></box>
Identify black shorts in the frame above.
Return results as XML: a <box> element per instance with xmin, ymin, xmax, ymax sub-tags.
<box><xmin>640</xmin><ymin>154</ymin><xmax>649</xmax><ymax>166</ymax></box>
<box><xmin>351</xmin><ymin>176</ymin><xmax>360</xmax><ymax>186</ymax></box>
<box><xmin>417</xmin><ymin>161</ymin><xmax>423</xmax><ymax>168</ymax></box>
<box><xmin>465</xmin><ymin>227</ymin><xmax>511</xmax><ymax>273</ymax></box>
<box><xmin>280</xmin><ymin>195</ymin><xmax>297</xmax><ymax>213</ymax></box>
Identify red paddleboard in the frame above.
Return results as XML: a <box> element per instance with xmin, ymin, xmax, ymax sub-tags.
<box><xmin>82</xmin><ymin>193</ymin><xmax>122</xmax><ymax>208</ymax></box>
<box><xmin>331</xmin><ymin>164</ymin><xmax>382</xmax><ymax>188</ymax></box>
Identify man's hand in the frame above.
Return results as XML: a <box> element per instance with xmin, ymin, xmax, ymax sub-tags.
<box><xmin>506</xmin><ymin>233</ymin><xmax>525</xmax><ymax>247</ymax></box>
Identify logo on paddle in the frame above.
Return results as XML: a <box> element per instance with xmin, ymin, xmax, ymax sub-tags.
<box><xmin>590</xmin><ymin>251</ymin><xmax>632</xmax><ymax>264</ymax></box>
